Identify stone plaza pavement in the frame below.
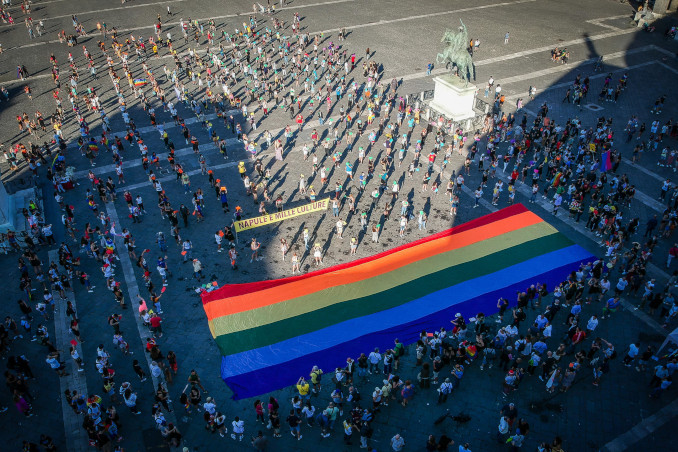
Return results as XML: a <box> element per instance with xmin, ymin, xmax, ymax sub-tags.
<box><xmin>0</xmin><ymin>0</ymin><xmax>678</xmax><ymax>450</ymax></box>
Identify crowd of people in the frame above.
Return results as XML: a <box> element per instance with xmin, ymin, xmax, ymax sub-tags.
<box><xmin>1</xmin><ymin>0</ymin><xmax>678</xmax><ymax>451</ymax></box>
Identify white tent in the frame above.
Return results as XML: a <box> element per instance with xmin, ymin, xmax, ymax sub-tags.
<box><xmin>656</xmin><ymin>327</ymin><xmax>678</xmax><ymax>356</ymax></box>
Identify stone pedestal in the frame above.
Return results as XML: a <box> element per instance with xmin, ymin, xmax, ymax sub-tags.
<box><xmin>429</xmin><ymin>75</ymin><xmax>477</xmax><ymax>122</ymax></box>
<box><xmin>0</xmin><ymin>182</ymin><xmax>32</xmax><ymax>234</ymax></box>
<box><xmin>0</xmin><ymin>182</ymin><xmax>12</xmax><ymax>228</ymax></box>
<box><xmin>652</xmin><ymin>0</ymin><xmax>674</xmax><ymax>14</ymax></box>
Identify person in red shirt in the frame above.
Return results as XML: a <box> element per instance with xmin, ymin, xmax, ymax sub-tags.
<box><xmin>146</xmin><ymin>337</ymin><xmax>157</xmax><ymax>352</ymax></box>
<box><xmin>568</xmin><ymin>327</ymin><xmax>586</xmax><ymax>354</ymax></box>
<box><xmin>150</xmin><ymin>314</ymin><xmax>163</xmax><ymax>338</ymax></box>
<box><xmin>571</xmin><ymin>328</ymin><xmax>586</xmax><ymax>344</ymax></box>
<box><xmin>666</xmin><ymin>243</ymin><xmax>678</xmax><ymax>268</ymax></box>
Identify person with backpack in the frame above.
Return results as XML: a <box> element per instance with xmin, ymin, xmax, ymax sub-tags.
<box><xmin>437</xmin><ymin>378</ymin><xmax>453</xmax><ymax>404</ymax></box>
<box><xmin>316</xmin><ymin>409</ymin><xmax>330</xmax><ymax>438</ymax></box>
<box><xmin>383</xmin><ymin>350</ymin><xmax>393</xmax><ymax>375</ymax></box>
<box><xmin>346</xmin><ymin>386</ymin><xmax>361</xmax><ymax>408</ymax></box>
<box><xmin>310</xmin><ymin>365</ymin><xmax>323</xmax><ymax>394</ymax></box>
<box><xmin>359</xmin><ymin>419</ymin><xmax>373</xmax><ymax>449</ymax></box>
<box><xmin>393</xmin><ymin>338</ymin><xmax>405</xmax><ymax>370</ymax></box>
<box><xmin>512</xmin><ymin>307</ymin><xmax>527</xmax><ymax>328</ymax></box>
<box><xmin>324</xmin><ymin>402</ymin><xmax>340</xmax><ymax>431</ymax></box>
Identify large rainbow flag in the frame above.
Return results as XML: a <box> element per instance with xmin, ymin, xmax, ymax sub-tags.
<box><xmin>202</xmin><ymin>204</ymin><xmax>595</xmax><ymax>399</ymax></box>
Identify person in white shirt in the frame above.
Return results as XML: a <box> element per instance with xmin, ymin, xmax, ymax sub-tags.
<box><xmin>542</xmin><ymin>322</ymin><xmax>553</xmax><ymax>339</ymax></box>
<box><xmin>203</xmin><ymin>397</ymin><xmax>217</xmax><ymax>415</ymax></box>
<box><xmin>231</xmin><ymin>416</ymin><xmax>245</xmax><ymax>440</ymax></box>
<box><xmin>334</xmin><ymin>367</ymin><xmax>345</xmax><ymax>387</ymax></box>
<box><xmin>368</xmin><ymin>348</ymin><xmax>381</xmax><ymax>374</ymax></box>
<box><xmin>438</xmin><ymin>378</ymin><xmax>453</xmax><ymax>404</ymax></box>
<box><xmin>496</xmin><ymin>327</ymin><xmax>508</xmax><ymax>342</ymax></box>
<box><xmin>586</xmin><ymin>315</ymin><xmax>599</xmax><ymax>335</ymax></box>
<box><xmin>97</xmin><ymin>345</ymin><xmax>110</xmax><ymax>363</ymax></box>
<box><xmin>516</xmin><ymin>338</ymin><xmax>532</xmax><ymax>357</ymax></box>
<box><xmin>150</xmin><ymin>361</ymin><xmax>162</xmax><ymax>378</ymax></box>
<box><xmin>372</xmin><ymin>387</ymin><xmax>382</xmax><ymax>407</ymax></box>
<box><xmin>498</xmin><ymin>415</ymin><xmax>510</xmax><ymax>442</ymax></box>
<box><xmin>599</xmin><ymin>277</ymin><xmax>611</xmax><ymax>300</ymax></box>
<box><xmin>301</xmin><ymin>402</ymin><xmax>316</xmax><ymax>427</ymax></box>
<box><xmin>623</xmin><ymin>343</ymin><xmax>639</xmax><ymax>366</ymax></box>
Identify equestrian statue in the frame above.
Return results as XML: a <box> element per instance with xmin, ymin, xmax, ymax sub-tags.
<box><xmin>436</xmin><ymin>19</ymin><xmax>475</xmax><ymax>85</ymax></box>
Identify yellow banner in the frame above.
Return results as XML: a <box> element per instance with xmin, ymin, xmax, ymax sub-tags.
<box><xmin>234</xmin><ymin>199</ymin><xmax>330</xmax><ymax>232</ymax></box>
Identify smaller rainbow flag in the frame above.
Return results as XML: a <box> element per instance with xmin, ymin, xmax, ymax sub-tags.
<box><xmin>600</xmin><ymin>151</ymin><xmax>612</xmax><ymax>172</ymax></box>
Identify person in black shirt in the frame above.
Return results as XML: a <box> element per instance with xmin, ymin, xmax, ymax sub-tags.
<box><xmin>286</xmin><ymin>409</ymin><xmax>302</xmax><ymax>440</ymax></box>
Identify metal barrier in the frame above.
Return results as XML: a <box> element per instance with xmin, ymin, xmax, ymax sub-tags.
<box><xmin>474</xmin><ymin>96</ymin><xmax>492</xmax><ymax>115</ymax></box>
<box><xmin>399</xmin><ymin>88</ymin><xmax>490</xmax><ymax>134</ymax></box>
<box><xmin>404</xmin><ymin>89</ymin><xmax>435</xmax><ymax>105</ymax></box>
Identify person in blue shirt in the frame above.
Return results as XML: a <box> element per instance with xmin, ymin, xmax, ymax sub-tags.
<box><xmin>533</xmin><ymin>340</ymin><xmax>548</xmax><ymax>355</ymax></box>
<box><xmin>451</xmin><ymin>364</ymin><xmax>464</xmax><ymax>389</ymax></box>
<box><xmin>602</xmin><ymin>297</ymin><xmax>621</xmax><ymax>318</ymax></box>
<box><xmin>571</xmin><ymin>301</ymin><xmax>582</xmax><ymax>317</ymax></box>
<box><xmin>649</xmin><ymin>378</ymin><xmax>672</xmax><ymax>398</ymax></box>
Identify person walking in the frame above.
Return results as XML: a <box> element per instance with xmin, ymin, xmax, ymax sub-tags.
<box><xmin>623</xmin><ymin>342</ymin><xmax>639</xmax><ymax>367</ymax></box>
<box><xmin>46</xmin><ymin>352</ymin><xmax>69</xmax><ymax>377</ymax></box>
<box><xmin>602</xmin><ymin>296</ymin><xmax>621</xmax><ymax>318</ymax></box>
<box><xmin>181</xmin><ymin>239</ymin><xmax>192</xmax><ymax>262</ymax></box>
<box><xmin>507</xmin><ymin>430</ymin><xmax>525</xmax><ymax>451</ymax></box>
<box><xmin>497</xmin><ymin>415</ymin><xmax>510</xmax><ymax>443</ymax></box>
<box><xmin>359</xmin><ymin>419</ymin><xmax>373</xmax><ymax>449</ymax></box>
<box><xmin>667</xmin><ymin>243</ymin><xmax>678</xmax><ymax>268</ymax></box>
<box><xmin>286</xmin><ymin>409</ymin><xmax>302</xmax><ymax>440</ymax></box>
<box><xmin>192</xmin><ymin>259</ymin><xmax>203</xmax><ymax>281</ymax></box>
<box><xmin>231</xmin><ymin>416</ymin><xmax>245</xmax><ymax>441</ymax></box>
<box><xmin>252</xmin><ymin>431</ymin><xmax>269</xmax><ymax>450</ymax></box>
<box><xmin>391</xmin><ymin>433</ymin><xmax>405</xmax><ymax>451</ymax></box>
<box><xmin>644</xmin><ymin>215</ymin><xmax>658</xmax><ymax>237</ymax></box>
<box><xmin>553</xmin><ymin>193</ymin><xmax>563</xmax><ymax>215</ymax></box>
<box><xmin>437</xmin><ymin>378</ymin><xmax>453</xmax><ymax>404</ymax></box>
<box><xmin>123</xmin><ymin>388</ymin><xmax>141</xmax><ymax>414</ymax></box>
